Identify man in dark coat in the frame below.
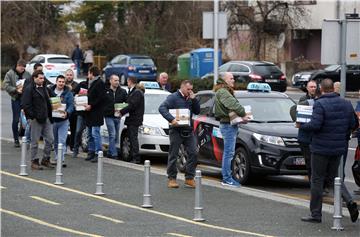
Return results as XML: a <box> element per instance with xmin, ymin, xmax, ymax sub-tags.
<box><xmin>298</xmin><ymin>79</ymin><xmax>359</xmax><ymax>224</ymax></box>
<box><xmin>120</xmin><ymin>77</ymin><xmax>144</xmax><ymax>164</ymax></box>
<box><xmin>84</xmin><ymin>66</ymin><xmax>105</xmax><ymax>163</ymax></box>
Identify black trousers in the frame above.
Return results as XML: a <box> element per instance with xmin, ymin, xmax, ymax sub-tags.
<box><xmin>128</xmin><ymin>125</ymin><xmax>140</xmax><ymax>162</ymax></box>
<box><xmin>67</xmin><ymin>113</ymin><xmax>77</xmax><ymax>149</ymax></box>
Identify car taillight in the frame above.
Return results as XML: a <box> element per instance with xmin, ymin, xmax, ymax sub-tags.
<box><xmin>280</xmin><ymin>75</ymin><xmax>286</xmax><ymax>80</ymax></box>
<box><xmin>128</xmin><ymin>66</ymin><xmax>136</xmax><ymax>71</ymax></box>
<box><xmin>44</xmin><ymin>64</ymin><xmax>55</xmax><ymax>70</ymax></box>
<box><xmin>249</xmin><ymin>73</ymin><xmax>262</xmax><ymax>81</ymax></box>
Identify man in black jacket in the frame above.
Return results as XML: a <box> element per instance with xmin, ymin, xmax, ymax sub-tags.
<box><xmin>104</xmin><ymin>75</ymin><xmax>127</xmax><ymax>159</ymax></box>
<box><xmin>21</xmin><ymin>70</ymin><xmax>54</xmax><ymax>170</ymax></box>
<box><xmin>120</xmin><ymin>77</ymin><xmax>144</xmax><ymax>164</ymax></box>
<box><xmin>84</xmin><ymin>66</ymin><xmax>105</xmax><ymax>163</ymax></box>
<box><xmin>64</xmin><ymin>69</ymin><xmax>78</xmax><ymax>151</ymax></box>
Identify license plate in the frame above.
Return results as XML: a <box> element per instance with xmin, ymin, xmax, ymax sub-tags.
<box><xmin>265</xmin><ymin>79</ymin><xmax>279</xmax><ymax>83</ymax></box>
<box><xmin>139</xmin><ymin>70</ymin><xmax>149</xmax><ymax>73</ymax></box>
<box><xmin>294</xmin><ymin>157</ymin><xmax>305</xmax><ymax>165</ymax></box>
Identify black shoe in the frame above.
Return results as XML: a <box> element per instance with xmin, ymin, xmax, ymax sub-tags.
<box><xmin>14</xmin><ymin>140</ymin><xmax>20</xmax><ymax>148</ymax></box>
<box><xmin>347</xmin><ymin>201</ymin><xmax>359</xmax><ymax>223</ymax></box>
<box><xmin>41</xmin><ymin>158</ymin><xmax>55</xmax><ymax>169</ymax></box>
<box><xmin>301</xmin><ymin>216</ymin><xmax>321</xmax><ymax>223</ymax></box>
<box><xmin>85</xmin><ymin>152</ymin><xmax>95</xmax><ymax>161</ymax></box>
<box><xmin>62</xmin><ymin>162</ymin><xmax>67</xmax><ymax>168</ymax></box>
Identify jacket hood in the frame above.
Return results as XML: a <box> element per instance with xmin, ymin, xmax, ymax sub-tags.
<box><xmin>213</xmin><ymin>78</ymin><xmax>234</xmax><ymax>94</ymax></box>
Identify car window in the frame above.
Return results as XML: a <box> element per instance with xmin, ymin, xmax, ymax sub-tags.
<box><xmin>30</xmin><ymin>55</ymin><xmax>41</xmax><ymax>64</ymax></box>
<box><xmin>111</xmin><ymin>56</ymin><xmax>121</xmax><ymax>64</ymax></box>
<box><xmin>347</xmin><ymin>65</ymin><xmax>360</xmax><ymax>71</ymax></box>
<box><xmin>197</xmin><ymin>94</ymin><xmax>214</xmax><ymax>115</ymax></box>
<box><xmin>145</xmin><ymin>93</ymin><xmax>169</xmax><ymax>114</ymax></box>
<box><xmin>237</xmin><ymin>97</ymin><xmax>295</xmax><ymax>122</ymax></box>
<box><xmin>229</xmin><ymin>64</ymin><xmax>250</xmax><ymax>73</ymax></box>
<box><xmin>47</xmin><ymin>57</ymin><xmax>73</xmax><ymax>64</ymax></box>
<box><xmin>219</xmin><ymin>63</ymin><xmax>231</xmax><ymax>72</ymax></box>
<box><xmin>253</xmin><ymin>65</ymin><xmax>282</xmax><ymax>75</ymax></box>
<box><xmin>324</xmin><ymin>65</ymin><xmax>340</xmax><ymax>71</ymax></box>
<box><xmin>38</xmin><ymin>57</ymin><xmax>45</xmax><ymax>63</ymax></box>
<box><xmin>119</xmin><ymin>57</ymin><xmax>127</xmax><ymax>65</ymax></box>
<box><xmin>129</xmin><ymin>58</ymin><xmax>154</xmax><ymax>66</ymax></box>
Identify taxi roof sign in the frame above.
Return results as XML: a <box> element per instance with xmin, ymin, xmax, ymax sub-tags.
<box><xmin>139</xmin><ymin>81</ymin><xmax>160</xmax><ymax>89</ymax></box>
<box><xmin>247</xmin><ymin>83</ymin><xmax>271</xmax><ymax>92</ymax></box>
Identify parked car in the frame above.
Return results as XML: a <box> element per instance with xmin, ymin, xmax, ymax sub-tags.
<box><xmin>102</xmin><ymin>54</ymin><xmax>157</xmax><ymax>85</ymax></box>
<box><xmin>97</xmin><ymin>82</ymin><xmax>170</xmax><ymax>161</ymax></box>
<box><xmin>177</xmin><ymin>83</ymin><xmax>306</xmax><ymax>184</ymax></box>
<box><xmin>26</xmin><ymin>54</ymin><xmax>77</xmax><ymax>84</ymax></box>
<box><xmin>292</xmin><ymin>64</ymin><xmax>360</xmax><ymax>92</ymax></box>
<box><xmin>201</xmin><ymin>61</ymin><xmax>287</xmax><ymax>92</ymax></box>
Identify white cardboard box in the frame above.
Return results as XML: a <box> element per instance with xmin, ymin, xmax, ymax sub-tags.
<box><xmin>75</xmin><ymin>96</ymin><xmax>88</xmax><ymax>111</ymax></box>
<box><xmin>296</xmin><ymin>105</ymin><xmax>313</xmax><ymax>123</ymax></box>
<box><xmin>52</xmin><ymin>104</ymin><xmax>66</xmax><ymax>118</ymax></box>
<box><xmin>229</xmin><ymin>105</ymin><xmax>253</xmax><ymax>125</ymax></box>
<box><xmin>169</xmin><ymin>108</ymin><xmax>190</xmax><ymax>126</ymax></box>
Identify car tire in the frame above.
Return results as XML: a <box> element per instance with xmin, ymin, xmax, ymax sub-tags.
<box><xmin>81</xmin><ymin>127</ymin><xmax>88</xmax><ymax>153</ymax></box>
<box><xmin>176</xmin><ymin>144</ymin><xmax>187</xmax><ymax>173</ymax></box>
<box><xmin>232</xmin><ymin>147</ymin><xmax>251</xmax><ymax>185</ymax></box>
<box><xmin>120</xmin><ymin>131</ymin><xmax>132</xmax><ymax>162</ymax></box>
<box><xmin>120</xmin><ymin>74</ymin><xmax>127</xmax><ymax>86</ymax></box>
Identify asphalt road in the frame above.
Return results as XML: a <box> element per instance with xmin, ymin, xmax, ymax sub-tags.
<box><xmin>1</xmin><ymin>141</ymin><xmax>359</xmax><ymax>237</ymax></box>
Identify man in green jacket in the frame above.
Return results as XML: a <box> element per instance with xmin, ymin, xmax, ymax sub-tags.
<box><xmin>3</xmin><ymin>59</ymin><xmax>31</xmax><ymax>147</ymax></box>
<box><xmin>214</xmin><ymin>72</ymin><xmax>249</xmax><ymax>187</ymax></box>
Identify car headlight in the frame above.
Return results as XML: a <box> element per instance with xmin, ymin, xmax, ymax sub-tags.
<box><xmin>300</xmin><ymin>74</ymin><xmax>311</xmax><ymax>80</ymax></box>
<box><xmin>139</xmin><ymin>125</ymin><xmax>162</xmax><ymax>136</ymax></box>
<box><xmin>253</xmin><ymin>133</ymin><xmax>285</xmax><ymax>146</ymax></box>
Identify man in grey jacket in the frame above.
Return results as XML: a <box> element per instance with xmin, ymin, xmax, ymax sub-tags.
<box><xmin>3</xmin><ymin>59</ymin><xmax>31</xmax><ymax>147</ymax></box>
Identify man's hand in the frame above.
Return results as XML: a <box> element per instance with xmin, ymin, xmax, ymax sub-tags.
<box><xmin>240</xmin><ymin>116</ymin><xmax>250</xmax><ymax>124</ymax></box>
<box><xmin>189</xmin><ymin>90</ymin><xmax>195</xmax><ymax>99</ymax></box>
<box><xmin>16</xmin><ymin>86</ymin><xmax>23</xmax><ymax>94</ymax></box>
<box><xmin>295</xmin><ymin>122</ymin><xmax>300</xmax><ymax>128</ymax></box>
<box><xmin>170</xmin><ymin>119</ymin><xmax>179</xmax><ymax>126</ymax></box>
<box><xmin>85</xmin><ymin>104</ymin><xmax>91</xmax><ymax>111</ymax></box>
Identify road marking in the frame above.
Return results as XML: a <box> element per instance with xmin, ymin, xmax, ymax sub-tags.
<box><xmin>167</xmin><ymin>232</ymin><xmax>192</xmax><ymax>237</ymax></box>
<box><xmin>90</xmin><ymin>214</ymin><xmax>124</xmax><ymax>223</ymax></box>
<box><xmin>0</xmin><ymin>208</ymin><xmax>103</xmax><ymax>237</ymax></box>
<box><xmin>30</xmin><ymin>196</ymin><xmax>61</xmax><ymax>205</ymax></box>
<box><xmin>1</xmin><ymin>171</ymin><xmax>273</xmax><ymax>237</ymax></box>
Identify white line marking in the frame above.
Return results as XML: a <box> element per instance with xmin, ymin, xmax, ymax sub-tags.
<box><xmin>167</xmin><ymin>232</ymin><xmax>193</xmax><ymax>237</ymax></box>
<box><xmin>90</xmin><ymin>214</ymin><xmax>124</xmax><ymax>224</ymax></box>
<box><xmin>30</xmin><ymin>196</ymin><xmax>61</xmax><ymax>205</ymax></box>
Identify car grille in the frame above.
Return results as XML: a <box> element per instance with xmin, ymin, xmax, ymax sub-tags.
<box><xmin>282</xmin><ymin>137</ymin><xmax>299</xmax><ymax>147</ymax></box>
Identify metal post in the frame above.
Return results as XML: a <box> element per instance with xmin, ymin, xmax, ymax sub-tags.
<box><xmin>19</xmin><ymin>136</ymin><xmax>28</xmax><ymax>176</ymax></box>
<box><xmin>332</xmin><ymin>177</ymin><xmax>344</xmax><ymax>231</ymax></box>
<box><xmin>54</xmin><ymin>143</ymin><xmax>64</xmax><ymax>185</ymax></box>
<box><xmin>95</xmin><ymin>151</ymin><xmax>105</xmax><ymax>195</ymax></box>
<box><xmin>142</xmin><ymin>160</ymin><xmax>153</xmax><ymax>208</ymax></box>
<box><xmin>339</xmin><ymin>18</ymin><xmax>347</xmax><ymax>98</ymax></box>
<box><xmin>213</xmin><ymin>0</ymin><xmax>219</xmax><ymax>86</ymax></box>
<box><xmin>193</xmin><ymin>170</ymin><xmax>205</xmax><ymax>222</ymax></box>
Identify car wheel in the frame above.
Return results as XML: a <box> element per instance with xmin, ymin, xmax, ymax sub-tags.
<box><xmin>120</xmin><ymin>132</ymin><xmax>131</xmax><ymax>162</ymax></box>
<box><xmin>120</xmin><ymin>74</ymin><xmax>127</xmax><ymax>86</ymax></box>
<box><xmin>176</xmin><ymin>144</ymin><xmax>187</xmax><ymax>172</ymax></box>
<box><xmin>232</xmin><ymin>147</ymin><xmax>251</xmax><ymax>184</ymax></box>
<box><xmin>81</xmin><ymin>127</ymin><xmax>88</xmax><ymax>153</ymax></box>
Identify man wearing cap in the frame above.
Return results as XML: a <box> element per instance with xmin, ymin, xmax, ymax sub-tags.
<box><xmin>3</xmin><ymin>59</ymin><xmax>31</xmax><ymax>147</ymax></box>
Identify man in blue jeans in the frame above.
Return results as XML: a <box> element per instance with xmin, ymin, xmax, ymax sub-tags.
<box><xmin>3</xmin><ymin>59</ymin><xmax>31</xmax><ymax>147</ymax></box>
<box><xmin>214</xmin><ymin>72</ymin><xmax>249</xmax><ymax>187</ymax></box>
<box><xmin>84</xmin><ymin>66</ymin><xmax>105</xmax><ymax>163</ymax></box>
<box><xmin>71</xmin><ymin>44</ymin><xmax>83</xmax><ymax>77</ymax></box>
<box><xmin>104</xmin><ymin>75</ymin><xmax>127</xmax><ymax>158</ymax></box>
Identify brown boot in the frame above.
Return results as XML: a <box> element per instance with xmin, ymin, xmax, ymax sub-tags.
<box><xmin>31</xmin><ymin>159</ymin><xmax>43</xmax><ymax>170</ymax></box>
<box><xmin>41</xmin><ymin>158</ymin><xmax>55</xmax><ymax>169</ymax></box>
<box><xmin>167</xmin><ymin>179</ymin><xmax>179</xmax><ymax>188</ymax></box>
<box><xmin>184</xmin><ymin>179</ymin><xmax>196</xmax><ymax>188</ymax></box>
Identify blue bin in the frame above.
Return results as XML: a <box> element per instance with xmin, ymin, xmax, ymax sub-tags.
<box><xmin>190</xmin><ymin>48</ymin><xmax>222</xmax><ymax>79</ymax></box>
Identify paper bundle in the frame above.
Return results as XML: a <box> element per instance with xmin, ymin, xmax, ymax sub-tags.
<box><xmin>169</xmin><ymin>109</ymin><xmax>190</xmax><ymax>126</ymax></box>
<box><xmin>52</xmin><ymin>103</ymin><xmax>66</xmax><ymax>118</ymax></box>
<box><xmin>229</xmin><ymin>105</ymin><xmax>253</xmax><ymax>125</ymax></box>
<box><xmin>50</xmin><ymin>97</ymin><xmax>62</xmax><ymax>110</ymax></box>
<box><xmin>75</xmin><ymin>95</ymin><xmax>88</xmax><ymax>111</ymax></box>
<box><xmin>296</xmin><ymin>105</ymin><xmax>313</xmax><ymax>123</ymax></box>
<box><xmin>114</xmin><ymin>103</ymin><xmax>128</xmax><ymax>117</ymax></box>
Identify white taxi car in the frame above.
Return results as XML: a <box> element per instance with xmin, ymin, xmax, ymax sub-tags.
<box><xmin>100</xmin><ymin>81</ymin><xmax>171</xmax><ymax>161</ymax></box>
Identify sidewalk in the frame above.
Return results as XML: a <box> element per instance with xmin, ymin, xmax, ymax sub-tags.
<box><xmin>1</xmin><ymin>139</ymin><xmax>359</xmax><ymax>237</ymax></box>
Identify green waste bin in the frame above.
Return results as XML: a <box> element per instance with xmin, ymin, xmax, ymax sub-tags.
<box><xmin>177</xmin><ymin>53</ymin><xmax>190</xmax><ymax>79</ymax></box>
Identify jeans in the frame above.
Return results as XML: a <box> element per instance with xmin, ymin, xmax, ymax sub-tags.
<box><xmin>11</xmin><ymin>99</ymin><xmax>21</xmax><ymax>142</ymax></box>
<box><xmin>73</xmin><ymin>115</ymin><xmax>86</xmax><ymax>154</ymax></box>
<box><xmin>128</xmin><ymin>125</ymin><xmax>140</xmax><ymax>162</ymax></box>
<box><xmin>53</xmin><ymin>120</ymin><xmax>69</xmax><ymax>162</ymax></box>
<box><xmin>25</xmin><ymin>121</ymin><xmax>31</xmax><ymax>142</ymax></box>
<box><xmin>167</xmin><ymin>129</ymin><xmax>197</xmax><ymax>180</ymax></box>
<box><xmin>105</xmin><ymin>117</ymin><xmax>120</xmax><ymax>156</ymax></box>
<box><xmin>88</xmin><ymin>126</ymin><xmax>102</xmax><ymax>154</ymax></box>
<box><xmin>220</xmin><ymin>123</ymin><xmax>238</xmax><ymax>182</ymax></box>
<box><xmin>30</xmin><ymin>119</ymin><xmax>53</xmax><ymax>161</ymax></box>
<box><xmin>75</xmin><ymin>59</ymin><xmax>81</xmax><ymax>77</ymax></box>
<box><xmin>310</xmin><ymin>153</ymin><xmax>353</xmax><ymax>219</ymax></box>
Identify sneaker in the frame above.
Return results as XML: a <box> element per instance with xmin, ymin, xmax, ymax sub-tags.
<box><xmin>347</xmin><ymin>201</ymin><xmax>359</xmax><ymax>223</ymax></box>
<box><xmin>184</xmin><ymin>179</ymin><xmax>196</xmax><ymax>188</ymax></box>
<box><xmin>41</xmin><ymin>158</ymin><xmax>55</xmax><ymax>169</ymax></box>
<box><xmin>31</xmin><ymin>159</ymin><xmax>43</xmax><ymax>170</ymax></box>
<box><xmin>85</xmin><ymin>152</ymin><xmax>95</xmax><ymax>161</ymax></box>
<box><xmin>167</xmin><ymin>179</ymin><xmax>179</xmax><ymax>188</ymax></box>
<box><xmin>221</xmin><ymin>179</ymin><xmax>241</xmax><ymax>188</ymax></box>
<box><xmin>14</xmin><ymin>140</ymin><xmax>20</xmax><ymax>148</ymax></box>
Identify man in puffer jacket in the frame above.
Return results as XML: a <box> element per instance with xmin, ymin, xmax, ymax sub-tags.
<box><xmin>214</xmin><ymin>72</ymin><xmax>249</xmax><ymax>187</ymax></box>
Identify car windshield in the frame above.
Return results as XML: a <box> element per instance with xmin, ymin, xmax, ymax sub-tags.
<box><xmin>253</xmin><ymin>65</ymin><xmax>281</xmax><ymax>75</ymax></box>
<box><xmin>48</xmin><ymin>57</ymin><xmax>73</xmax><ymax>64</ymax></box>
<box><xmin>130</xmin><ymin>58</ymin><xmax>154</xmax><ymax>66</ymax></box>
<box><xmin>324</xmin><ymin>65</ymin><xmax>340</xmax><ymax>71</ymax></box>
<box><xmin>145</xmin><ymin>94</ymin><xmax>169</xmax><ymax>114</ymax></box>
<box><xmin>237</xmin><ymin>97</ymin><xmax>295</xmax><ymax>122</ymax></box>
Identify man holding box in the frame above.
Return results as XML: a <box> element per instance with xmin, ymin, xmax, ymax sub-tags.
<box><xmin>3</xmin><ymin>59</ymin><xmax>31</xmax><ymax>147</ymax></box>
<box><xmin>104</xmin><ymin>75</ymin><xmax>127</xmax><ymax>159</ymax></box>
<box><xmin>50</xmin><ymin>75</ymin><xmax>74</xmax><ymax>167</ymax></box>
<box><xmin>159</xmin><ymin>80</ymin><xmax>200</xmax><ymax>188</ymax></box>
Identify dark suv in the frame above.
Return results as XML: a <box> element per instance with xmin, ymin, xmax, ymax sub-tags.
<box><xmin>201</xmin><ymin>61</ymin><xmax>287</xmax><ymax>92</ymax></box>
<box><xmin>292</xmin><ymin>65</ymin><xmax>360</xmax><ymax>91</ymax></box>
